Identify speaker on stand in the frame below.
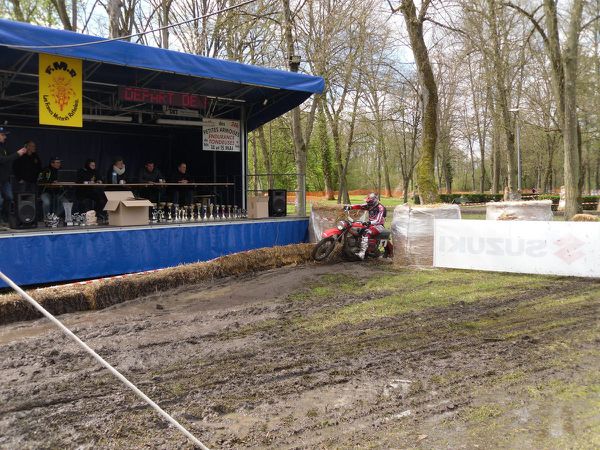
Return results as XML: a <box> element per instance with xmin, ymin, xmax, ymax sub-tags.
<box><xmin>268</xmin><ymin>189</ymin><xmax>287</xmax><ymax>217</ymax></box>
<box><xmin>9</xmin><ymin>192</ymin><xmax>37</xmax><ymax>229</ymax></box>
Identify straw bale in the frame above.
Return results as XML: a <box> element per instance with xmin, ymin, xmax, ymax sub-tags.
<box><xmin>309</xmin><ymin>203</ymin><xmax>366</xmax><ymax>243</ymax></box>
<box><xmin>486</xmin><ymin>200</ymin><xmax>553</xmax><ymax>221</ymax></box>
<box><xmin>391</xmin><ymin>203</ymin><xmax>461</xmax><ymax>267</ymax></box>
<box><xmin>571</xmin><ymin>213</ymin><xmax>599</xmax><ymax>222</ymax></box>
<box><xmin>0</xmin><ymin>243</ymin><xmax>313</xmax><ymax>326</ymax></box>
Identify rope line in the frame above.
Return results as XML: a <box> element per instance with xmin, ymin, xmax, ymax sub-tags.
<box><xmin>0</xmin><ymin>270</ymin><xmax>210</xmax><ymax>450</ymax></box>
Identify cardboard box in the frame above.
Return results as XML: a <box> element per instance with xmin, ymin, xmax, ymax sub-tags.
<box><xmin>104</xmin><ymin>191</ymin><xmax>153</xmax><ymax>226</ymax></box>
<box><xmin>247</xmin><ymin>195</ymin><xmax>269</xmax><ymax>219</ymax></box>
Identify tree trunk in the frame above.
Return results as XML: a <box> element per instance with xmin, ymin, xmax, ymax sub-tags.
<box><xmin>282</xmin><ymin>0</ymin><xmax>317</xmax><ymax>215</ymax></box>
<box><xmin>400</xmin><ymin>0</ymin><xmax>439</xmax><ymax>204</ymax></box>
<box><xmin>256</xmin><ymin>126</ymin><xmax>273</xmax><ymax>189</ymax></box>
<box><xmin>317</xmin><ymin>102</ymin><xmax>335</xmax><ymax>200</ymax></box>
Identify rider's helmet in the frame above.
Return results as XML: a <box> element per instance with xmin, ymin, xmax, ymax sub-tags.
<box><xmin>365</xmin><ymin>192</ymin><xmax>379</xmax><ymax>208</ymax></box>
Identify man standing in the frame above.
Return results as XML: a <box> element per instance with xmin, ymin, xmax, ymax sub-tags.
<box><xmin>0</xmin><ymin>127</ymin><xmax>27</xmax><ymax>224</ymax></box>
<box><xmin>13</xmin><ymin>140</ymin><xmax>41</xmax><ymax>193</ymax></box>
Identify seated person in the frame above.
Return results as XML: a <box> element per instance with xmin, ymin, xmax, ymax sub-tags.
<box><xmin>38</xmin><ymin>156</ymin><xmax>68</xmax><ymax>218</ymax></box>
<box><xmin>107</xmin><ymin>156</ymin><xmax>127</xmax><ymax>184</ymax></box>
<box><xmin>12</xmin><ymin>140</ymin><xmax>41</xmax><ymax>193</ymax></box>
<box><xmin>169</xmin><ymin>162</ymin><xmax>193</xmax><ymax>206</ymax></box>
<box><xmin>76</xmin><ymin>159</ymin><xmax>106</xmax><ymax>217</ymax></box>
<box><xmin>138</xmin><ymin>160</ymin><xmax>165</xmax><ymax>203</ymax></box>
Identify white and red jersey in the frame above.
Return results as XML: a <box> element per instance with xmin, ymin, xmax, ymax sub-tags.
<box><xmin>351</xmin><ymin>202</ymin><xmax>386</xmax><ymax>226</ymax></box>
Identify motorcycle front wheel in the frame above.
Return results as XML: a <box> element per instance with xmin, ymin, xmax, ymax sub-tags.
<box><xmin>312</xmin><ymin>237</ymin><xmax>336</xmax><ymax>261</ymax></box>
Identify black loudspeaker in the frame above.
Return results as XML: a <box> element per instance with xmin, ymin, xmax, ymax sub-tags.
<box><xmin>9</xmin><ymin>192</ymin><xmax>37</xmax><ymax>229</ymax></box>
<box><xmin>268</xmin><ymin>189</ymin><xmax>287</xmax><ymax>217</ymax></box>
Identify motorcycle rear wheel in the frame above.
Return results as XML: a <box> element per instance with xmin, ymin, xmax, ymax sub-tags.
<box><xmin>312</xmin><ymin>237</ymin><xmax>336</xmax><ymax>261</ymax></box>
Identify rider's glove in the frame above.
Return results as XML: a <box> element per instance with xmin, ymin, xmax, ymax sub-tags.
<box><xmin>362</xmin><ymin>221</ymin><xmax>371</xmax><ymax>227</ymax></box>
<box><xmin>343</xmin><ymin>205</ymin><xmax>351</xmax><ymax>212</ymax></box>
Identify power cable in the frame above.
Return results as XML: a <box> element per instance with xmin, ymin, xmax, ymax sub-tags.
<box><xmin>1</xmin><ymin>0</ymin><xmax>258</xmax><ymax>50</ymax></box>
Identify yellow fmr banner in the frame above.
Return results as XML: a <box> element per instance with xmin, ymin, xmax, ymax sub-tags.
<box><xmin>39</xmin><ymin>53</ymin><xmax>82</xmax><ymax>127</ymax></box>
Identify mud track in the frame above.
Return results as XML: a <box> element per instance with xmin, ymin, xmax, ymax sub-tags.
<box><xmin>1</xmin><ymin>262</ymin><xmax>599</xmax><ymax>449</ymax></box>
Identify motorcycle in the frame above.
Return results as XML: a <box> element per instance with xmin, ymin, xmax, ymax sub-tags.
<box><xmin>311</xmin><ymin>208</ymin><xmax>393</xmax><ymax>262</ymax></box>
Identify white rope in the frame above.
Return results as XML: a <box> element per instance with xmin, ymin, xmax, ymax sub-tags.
<box><xmin>0</xmin><ymin>271</ymin><xmax>210</xmax><ymax>450</ymax></box>
<box><xmin>1</xmin><ymin>0</ymin><xmax>258</xmax><ymax>50</ymax></box>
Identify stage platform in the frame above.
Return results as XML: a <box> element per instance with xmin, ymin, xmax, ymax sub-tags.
<box><xmin>0</xmin><ymin>217</ymin><xmax>309</xmax><ymax>287</ymax></box>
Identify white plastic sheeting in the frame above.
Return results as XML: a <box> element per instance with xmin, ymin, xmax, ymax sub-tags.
<box><xmin>434</xmin><ymin>219</ymin><xmax>600</xmax><ymax>278</ymax></box>
<box><xmin>391</xmin><ymin>204</ymin><xmax>461</xmax><ymax>266</ymax></box>
<box><xmin>485</xmin><ymin>200</ymin><xmax>553</xmax><ymax>221</ymax></box>
<box><xmin>308</xmin><ymin>204</ymin><xmax>366</xmax><ymax>243</ymax></box>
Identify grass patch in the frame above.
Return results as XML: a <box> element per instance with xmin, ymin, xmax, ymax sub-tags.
<box><xmin>462</xmin><ymin>403</ymin><xmax>503</xmax><ymax>423</ymax></box>
<box><xmin>303</xmin><ymin>270</ymin><xmax>549</xmax><ymax>331</ymax></box>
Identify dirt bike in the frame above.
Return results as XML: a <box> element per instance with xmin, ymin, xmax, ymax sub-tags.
<box><xmin>311</xmin><ymin>210</ymin><xmax>393</xmax><ymax>262</ymax></box>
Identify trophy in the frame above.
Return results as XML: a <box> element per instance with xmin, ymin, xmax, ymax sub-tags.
<box><xmin>166</xmin><ymin>203</ymin><xmax>173</xmax><ymax>222</ymax></box>
<box><xmin>63</xmin><ymin>202</ymin><xmax>73</xmax><ymax>226</ymax></box>
<box><xmin>151</xmin><ymin>204</ymin><xmax>158</xmax><ymax>223</ymax></box>
<box><xmin>174</xmin><ymin>204</ymin><xmax>180</xmax><ymax>222</ymax></box>
<box><xmin>208</xmin><ymin>203</ymin><xmax>214</xmax><ymax>220</ymax></box>
<box><xmin>202</xmin><ymin>204</ymin><xmax>207</xmax><ymax>221</ymax></box>
<box><xmin>158</xmin><ymin>209</ymin><xmax>165</xmax><ymax>223</ymax></box>
<box><xmin>194</xmin><ymin>203</ymin><xmax>201</xmax><ymax>221</ymax></box>
<box><xmin>44</xmin><ymin>213</ymin><xmax>59</xmax><ymax>228</ymax></box>
<box><xmin>185</xmin><ymin>206</ymin><xmax>191</xmax><ymax>221</ymax></box>
<box><xmin>225</xmin><ymin>205</ymin><xmax>230</xmax><ymax>219</ymax></box>
<box><xmin>218</xmin><ymin>205</ymin><xmax>223</xmax><ymax>220</ymax></box>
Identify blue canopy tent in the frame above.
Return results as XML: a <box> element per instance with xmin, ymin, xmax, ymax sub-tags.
<box><xmin>0</xmin><ymin>18</ymin><xmax>324</xmax><ymax>130</ymax></box>
<box><xmin>0</xmin><ymin>19</ymin><xmax>324</xmax><ymax>210</ymax></box>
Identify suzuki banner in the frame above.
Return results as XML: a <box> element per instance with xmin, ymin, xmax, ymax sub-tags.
<box><xmin>434</xmin><ymin>219</ymin><xmax>600</xmax><ymax>278</ymax></box>
<box><xmin>39</xmin><ymin>53</ymin><xmax>83</xmax><ymax>127</ymax></box>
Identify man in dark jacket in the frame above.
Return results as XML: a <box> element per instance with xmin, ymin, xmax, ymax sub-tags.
<box><xmin>76</xmin><ymin>159</ymin><xmax>105</xmax><ymax>217</ymax></box>
<box><xmin>169</xmin><ymin>162</ymin><xmax>193</xmax><ymax>205</ymax></box>
<box><xmin>13</xmin><ymin>140</ymin><xmax>41</xmax><ymax>193</ymax></box>
<box><xmin>138</xmin><ymin>160</ymin><xmax>165</xmax><ymax>202</ymax></box>
<box><xmin>0</xmin><ymin>127</ymin><xmax>26</xmax><ymax>223</ymax></box>
<box><xmin>38</xmin><ymin>156</ymin><xmax>66</xmax><ymax>218</ymax></box>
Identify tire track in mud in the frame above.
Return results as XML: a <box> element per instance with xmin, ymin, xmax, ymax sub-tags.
<box><xmin>0</xmin><ymin>264</ymin><xmax>599</xmax><ymax>449</ymax></box>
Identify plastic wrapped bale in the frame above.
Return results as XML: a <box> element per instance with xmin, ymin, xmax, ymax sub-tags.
<box><xmin>309</xmin><ymin>203</ymin><xmax>367</xmax><ymax>243</ymax></box>
<box><xmin>391</xmin><ymin>204</ymin><xmax>461</xmax><ymax>266</ymax></box>
<box><xmin>486</xmin><ymin>200</ymin><xmax>553</xmax><ymax>221</ymax></box>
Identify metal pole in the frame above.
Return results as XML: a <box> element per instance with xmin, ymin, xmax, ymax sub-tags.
<box><xmin>0</xmin><ymin>271</ymin><xmax>210</xmax><ymax>450</ymax></box>
<box><xmin>516</xmin><ymin>112</ymin><xmax>522</xmax><ymax>192</ymax></box>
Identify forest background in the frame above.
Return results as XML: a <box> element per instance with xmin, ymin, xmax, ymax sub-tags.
<box><xmin>2</xmin><ymin>0</ymin><xmax>599</xmax><ymax>217</ymax></box>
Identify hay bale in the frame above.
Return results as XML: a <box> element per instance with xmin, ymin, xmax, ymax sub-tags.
<box><xmin>309</xmin><ymin>203</ymin><xmax>366</xmax><ymax>243</ymax></box>
<box><xmin>391</xmin><ymin>203</ymin><xmax>461</xmax><ymax>267</ymax></box>
<box><xmin>0</xmin><ymin>243</ymin><xmax>313</xmax><ymax>326</ymax></box>
<box><xmin>486</xmin><ymin>200</ymin><xmax>553</xmax><ymax>221</ymax></box>
<box><xmin>571</xmin><ymin>213</ymin><xmax>599</xmax><ymax>222</ymax></box>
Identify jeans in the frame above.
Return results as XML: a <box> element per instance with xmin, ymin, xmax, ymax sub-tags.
<box><xmin>41</xmin><ymin>191</ymin><xmax>66</xmax><ymax>218</ymax></box>
<box><xmin>0</xmin><ymin>181</ymin><xmax>13</xmax><ymax>221</ymax></box>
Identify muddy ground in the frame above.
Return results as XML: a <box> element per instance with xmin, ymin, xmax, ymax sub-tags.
<box><xmin>1</xmin><ymin>261</ymin><xmax>599</xmax><ymax>449</ymax></box>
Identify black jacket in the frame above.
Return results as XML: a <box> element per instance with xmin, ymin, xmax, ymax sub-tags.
<box><xmin>138</xmin><ymin>167</ymin><xmax>164</xmax><ymax>183</ymax></box>
<box><xmin>106</xmin><ymin>167</ymin><xmax>126</xmax><ymax>184</ymax></box>
<box><xmin>38</xmin><ymin>166</ymin><xmax>59</xmax><ymax>184</ymax></box>
<box><xmin>0</xmin><ymin>143</ymin><xmax>20</xmax><ymax>183</ymax></box>
<box><xmin>13</xmin><ymin>152</ymin><xmax>42</xmax><ymax>183</ymax></box>
<box><xmin>77</xmin><ymin>167</ymin><xmax>100</xmax><ymax>183</ymax></box>
<box><xmin>169</xmin><ymin>170</ymin><xmax>191</xmax><ymax>183</ymax></box>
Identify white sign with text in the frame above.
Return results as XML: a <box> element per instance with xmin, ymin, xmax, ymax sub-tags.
<box><xmin>434</xmin><ymin>219</ymin><xmax>600</xmax><ymax>278</ymax></box>
<box><xmin>202</xmin><ymin>118</ymin><xmax>241</xmax><ymax>152</ymax></box>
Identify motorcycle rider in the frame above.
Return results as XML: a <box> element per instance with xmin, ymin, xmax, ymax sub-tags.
<box><xmin>345</xmin><ymin>193</ymin><xmax>386</xmax><ymax>259</ymax></box>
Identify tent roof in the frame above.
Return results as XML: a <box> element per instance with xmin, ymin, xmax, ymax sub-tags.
<box><xmin>0</xmin><ymin>19</ymin><xmax>324</xmax><ymax>130</ymax></box>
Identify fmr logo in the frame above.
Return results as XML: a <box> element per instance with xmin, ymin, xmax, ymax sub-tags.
<box><xmin>553</xmin><ymin>234</ymin><xmax>585</xmax><ymax>264</ymax></box>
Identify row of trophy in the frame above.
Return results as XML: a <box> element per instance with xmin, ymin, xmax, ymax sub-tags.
<box><xmin>151</xmin><ymin>203</ymin><xmax>247</xmax><ymax>223</ymax></box>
